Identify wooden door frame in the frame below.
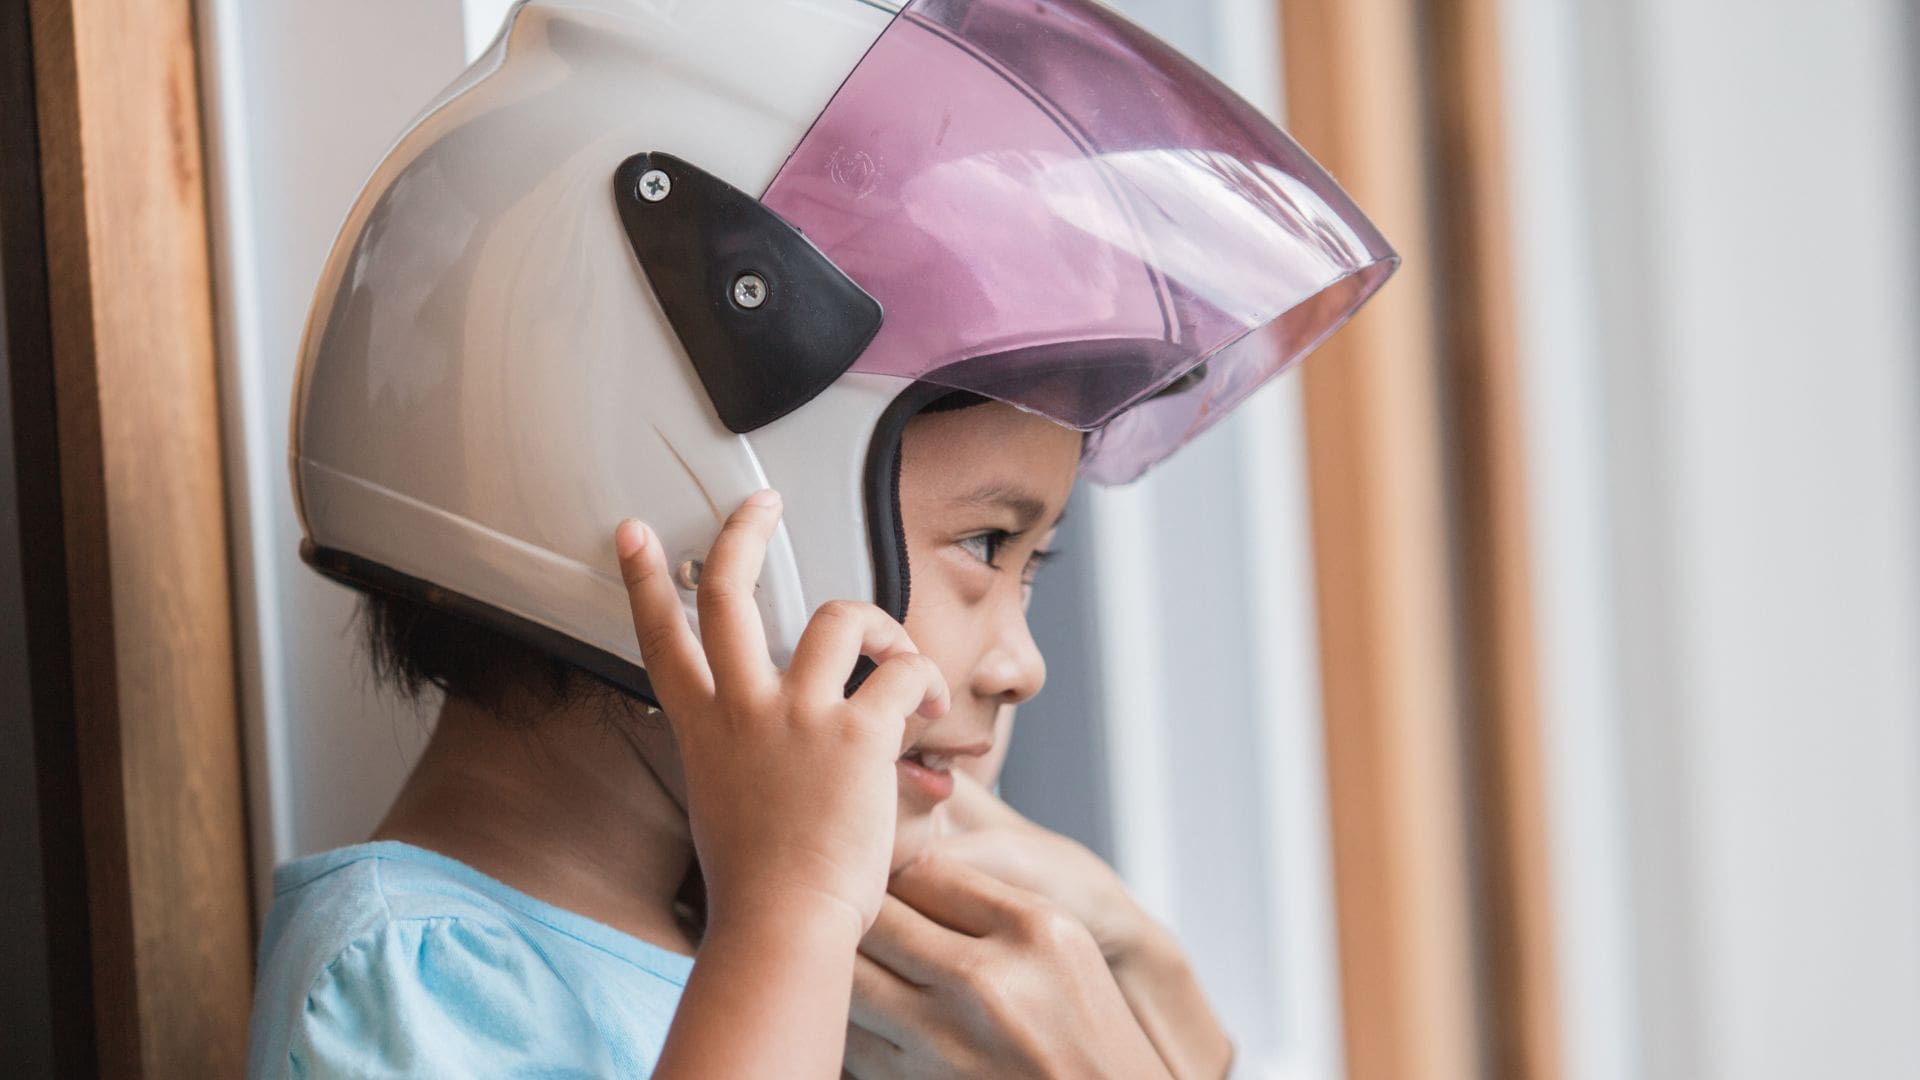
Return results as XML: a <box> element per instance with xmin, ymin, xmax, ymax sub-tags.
<box><xmin>1279</xmin><ymin>0</ymin><xmax>1562</xmax><ymax>1078</ymax></box>
<box><xmin>1426</xmin><ymin>1</ymin><xmax>1564</xmax><ymax>1077</ymax></box>
<box><xmin>22</xmin><ymin>0</ymin><xmax>254</xmax><ymax>1074</ymax></box>
<box><xmin>1280</xmin><ymin>1</ymin><xmax>1482</xmax><ymax>1075</ymax></box>
<box><xmin>2</xmin><ymin>0</ymin><xmax>92</xmax><ymax>1073</ymax></box>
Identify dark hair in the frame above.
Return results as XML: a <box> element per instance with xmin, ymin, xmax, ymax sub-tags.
<box><xmin>358</xmin><ymin>589</ymin><xmax>608</xmax><ymax>715</ymax></box>
<box><xmin>360</xmin><ymin>587</ymin><xmax>705</xmax><ymax>929</ymax></box>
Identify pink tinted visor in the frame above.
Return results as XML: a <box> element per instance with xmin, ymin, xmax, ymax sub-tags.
<box><xmin>762</xmin><ymin>0</ymin><xmax>1397</xmax><ymax>484</ymax></box>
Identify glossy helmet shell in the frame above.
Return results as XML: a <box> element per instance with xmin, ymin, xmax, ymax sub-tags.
<box><xmin>291</xmin><ymin>0</ymin><xmax>1394</xmax><ymax>704</ymax></box>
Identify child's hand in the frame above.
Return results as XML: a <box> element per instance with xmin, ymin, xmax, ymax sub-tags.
<box><xmin>919</xmin><ymin>773</ymin><xmax>1236</xmax><ymax>1079</ymax></box>
<box><xmin>932</xmin><ymin>771</ymin><xmax>1147</xmax><ymax>963</ymax></box>
<box><xmin>845</xmin><ymin>853</ymin><xmax>1172</xmax><ymax>1079</ymax></box>
<box><xmin>614</xmin><ymin>491</ymin><xmax>950</xmax><ymax>939</ymax></box>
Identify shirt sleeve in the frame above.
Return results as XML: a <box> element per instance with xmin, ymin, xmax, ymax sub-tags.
<box><xmin>283</xmin><ymin>916</ymin><xmax>618</xmax><ymax>1079</ymax></box>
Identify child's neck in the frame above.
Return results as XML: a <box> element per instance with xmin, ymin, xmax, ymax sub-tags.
<box><xmin>372</xmin><ymin>689</ymin><xmax>700</xmax><ymax>956</ymax></box>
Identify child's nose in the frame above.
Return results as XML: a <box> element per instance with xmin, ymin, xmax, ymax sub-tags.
<box><xmin>973</xmin><ymin>608</ymin><xmax>1047</xmax><ymax>706</ymax></box>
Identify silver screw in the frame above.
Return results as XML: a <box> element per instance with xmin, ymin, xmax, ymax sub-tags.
<box><xmin>638</xmin><ymin>168</ymin><xmax>671</xmax><ymax>203</ymax></box>
<box><xmin>675</xmin><ymin>559</ymin><xmax>703</xmax><ymax>591</ymax></box>
<box><xmin>732</xmin><ymin>272</ymin><xmax>769</xmax><ymax>309</ymax></box>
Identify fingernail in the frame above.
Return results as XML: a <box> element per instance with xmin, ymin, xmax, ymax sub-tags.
<box><xmin>747</xmin><ymin>488</ymin><xmax>781</xmax><ymax>509</ymax></box>
<box><xmin>615</xmin><ymin>519</ymin><xmax>650</xmax><ymax>560</ymax></box>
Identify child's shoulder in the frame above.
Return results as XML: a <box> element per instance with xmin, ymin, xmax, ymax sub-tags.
<box><xmin>266</xmin><ymin>840</ymin><xmax>503</xmax><ymax>935</ymax></box>
<box><xmin>253</xmin><ymin>842</ymin><xmax>532</xmax><ymax>993</ymax></box>
<box><xmin>246</xmin><ymin>842</ymin><xmax>687</xmax><ymax>1079</ymax></box>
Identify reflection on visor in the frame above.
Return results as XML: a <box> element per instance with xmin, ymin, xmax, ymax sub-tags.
<box><xmin>762</xmin><ymin>0</ymin><xmax>1396</xmax><ymax>483</ymax></box>
<box><xmin>1153</xmin><ymin>360</ymin><xmax>1209</xmax><ymax>400</ymax></box>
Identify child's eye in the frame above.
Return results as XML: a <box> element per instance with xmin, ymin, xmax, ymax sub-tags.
<box><xmin>1021</xmin><ymin>548</ymin><xmax>1058</xmax><ymax>589</ymax></box>
<box><xmin>960</xmin><ymin>531</ymin><xmax>1060</xmax><ymax>588</ymax></box>
<box><xmin>957</xmin><ymin>530</ymin><xmax>1011</xmax><ymax>568</ymax></box>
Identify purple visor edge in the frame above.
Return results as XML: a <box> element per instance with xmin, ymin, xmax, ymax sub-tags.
<box><xmin>762</xmin><ymin>0</ymin><xmax>1397</xmax><ymax>484</ymax></box>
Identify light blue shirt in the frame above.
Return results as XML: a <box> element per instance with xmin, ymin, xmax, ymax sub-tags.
<box><xmin>247</xmin><ymin>841</ymin><xmax>693</xmax><ymax>1078</ymax></box>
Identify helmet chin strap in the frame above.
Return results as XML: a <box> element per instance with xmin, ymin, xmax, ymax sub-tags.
<box><xmin>847</xmin><ymin>379</ymin><xmax>976</xmax><ymax>697</ymax></box>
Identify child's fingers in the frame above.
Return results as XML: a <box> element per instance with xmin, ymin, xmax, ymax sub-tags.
<box><xmin>615</xmin><ymin>519</ymin><xmax>711</xmax><ymax>708</ymax></box>
<box><xmin>887</xmin><ymin>851</ymin><xmax>1038</xmax><ymax>938</ymax></box>
<box><xmin>921</xmin><ymin>830</ymin><xmax>1040</xmax><ymax>902</ymax></box>
<box><xmin>849</xmin><ymin>950</ymin><xmax>919</xmax><ymax>1043</ymax></box>
<box><xmin>857</xmin><ymin>894</ymin><xmax>960</xmax><ymax>986</ymax></box>
<box><xmin>787</xmin><ymin>600</ymin><xmax>921</xmax><ymax>701</ymax></box>
<box><xmin>843</xmin><ymin>1016</ymin><xmax>910</xmax><ymax>1079</ymax></box>
<box><xmin>696</xmin><ymin>491</ymin><xmax>784</xmax><ymax>703</ymax></box>
<box><xmin>848</xmin><ymin>650</ymin><xmax>950</xmax><ymax>728</ymax></box>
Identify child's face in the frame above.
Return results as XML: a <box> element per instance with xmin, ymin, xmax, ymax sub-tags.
<box><xmin>889</xmin><ymin>401</ymin><xmax>1081</xmax><ymax>866</ymax></box>
<box><xmin>626</xmin><ymin>400</ymin><xmax>1078</xmax><ymax>869</ymax></box>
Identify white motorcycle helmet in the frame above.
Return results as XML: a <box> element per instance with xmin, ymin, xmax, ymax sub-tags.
<box><xmin>292</xmin><ymin>0</ymin><xmax>1397</xmax><ymax>708</ymax></box>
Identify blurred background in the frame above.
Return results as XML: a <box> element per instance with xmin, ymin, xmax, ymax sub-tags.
<box><xmin>3</xmin><ymin>0</ymin><xmax>1916</xmax><ymax>1077</ymax></box>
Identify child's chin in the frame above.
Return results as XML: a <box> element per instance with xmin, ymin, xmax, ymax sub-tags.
<box><xmin>889</xmin><ymin>800</ymin><xmax>942</xmax><ymax>872</ymax></box>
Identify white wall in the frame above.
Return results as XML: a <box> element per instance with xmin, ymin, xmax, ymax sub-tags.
<box><xmin>1504</xmin><ymin>1</ymin><xmax>1920</xmax><ymax>1078</ymax></box>
<box><xmin>198</xmin><ymin>0</ymin><xmax>471</xmax><ymax>910</ymax></box>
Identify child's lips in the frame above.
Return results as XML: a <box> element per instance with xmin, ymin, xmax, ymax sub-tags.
<box><xmin>897</xmin><ymin>752</ymin><xmax>957</xmax><ymax>805</ymax></box>
<box><xmin>896</xmin><ymin>740</ymin><xmax>989</xmax><ymax>806</ymax></box>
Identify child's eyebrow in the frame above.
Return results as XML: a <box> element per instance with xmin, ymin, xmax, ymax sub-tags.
<box><xmin>955</xmin><ymin>481</ymin><xmax>1068</xmax><ymax>532</ymax></box>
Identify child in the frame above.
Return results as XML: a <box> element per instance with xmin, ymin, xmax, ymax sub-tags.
<box><xmin>248</xmin><ymin>0</ymin><xmax>1393</xmax><ymax>1074</ymax></box>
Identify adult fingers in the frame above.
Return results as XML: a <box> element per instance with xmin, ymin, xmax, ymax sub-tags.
<box><xmin>615</xmin><ymin>519</ymin><xmax>710</xmax><ymax>709</ymax></box>
<box><xmin>788</xmin><ymin>600</ymin><xmax>921</xmax><ymax>700</ymax></box>
<box><xmin>849</xmin><ymin>950</ymin><xmax>921</xmax><ymax>1045</ymax></box>
<box><xmin>848</xmin><ymin>651</ymin><xmax>951</xmax><ymax>731</ymax></box>
<box><xmin>694</xmin><ymin>491</ymin><xmax>784</xmax><ymax>702</ymax></box>
<box><xmin>859</xmin><ymin>893</ymin><xmax>967</xmax><ymax>986</ymax></box>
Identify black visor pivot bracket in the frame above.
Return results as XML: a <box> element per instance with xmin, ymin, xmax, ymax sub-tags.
<box><xmin>613</xmin><ymin>152</ymin><xmax>885</xmax><ymax>434</ymax></box>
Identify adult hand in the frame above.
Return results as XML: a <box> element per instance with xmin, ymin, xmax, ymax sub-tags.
<box><xmin>844</xmin><ymin>853</ymin><xmax>1171</xmax><ymax>1080</ymax></box>
<box><xmin>924</xmin><ymin>773</ymin><xmax>1236</xmax><ymax>1080</ymax></box>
